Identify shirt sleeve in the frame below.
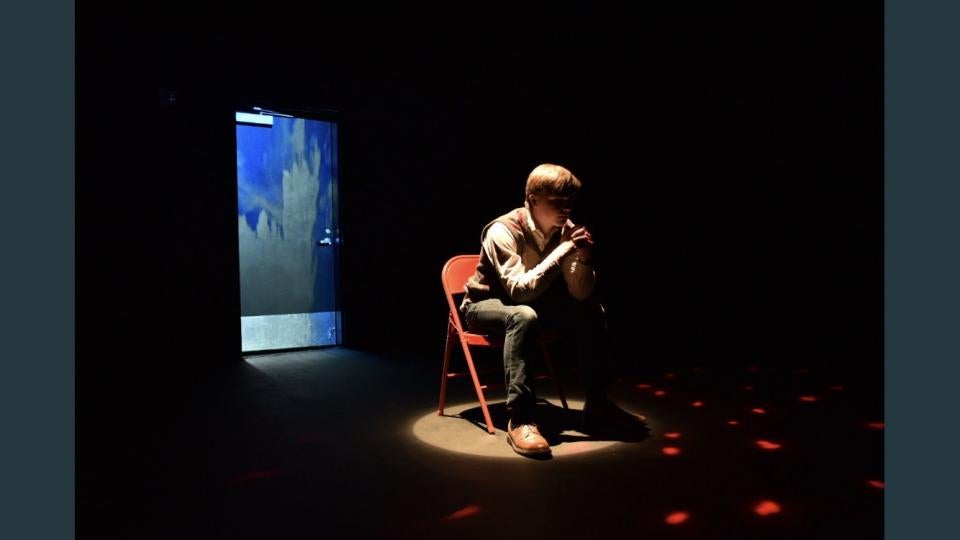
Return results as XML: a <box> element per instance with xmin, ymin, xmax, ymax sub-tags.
<box><xmin>560</xmin><ymin>247</ymin><xmax>596</xmax><ymax>300</ymax></box>
<box><xmin>482</xmin><ymin>222</ymin><xmax>575</xmax><ymax>303</ymax></box>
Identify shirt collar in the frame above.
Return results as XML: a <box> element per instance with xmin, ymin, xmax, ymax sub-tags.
<box><xmin>523</xmin><ymin>207</ymin><xmax>560</xmax><ymax>250</ymax></box>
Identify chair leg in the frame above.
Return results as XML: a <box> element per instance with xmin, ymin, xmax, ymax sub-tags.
<box><xmin>438</xmin><ymin>319</ymin><xmax>456</xmax><ymax>415</ymax></box>
<box><xmin>460</xmin><ymin>339</ymin><xmax>496</xmax><ymax>434</ymax></box>
<box><xmin>539</xmin><ymin>340</ymin><xmax>569</xmax><ymax>410</ymax></box>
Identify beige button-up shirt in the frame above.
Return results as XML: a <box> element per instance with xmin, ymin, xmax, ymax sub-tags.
<box><xmin>481</xmin><ymin>207</ymin><xmax>596</xmax><ymax>303</ymax></box>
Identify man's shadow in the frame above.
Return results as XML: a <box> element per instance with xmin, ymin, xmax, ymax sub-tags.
<box><xmin>457</xmin><ymin>399</ymin><xmax>650</xmax><ymax>445</ymax></box>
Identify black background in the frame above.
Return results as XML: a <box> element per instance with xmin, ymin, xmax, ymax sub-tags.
<box><xmin>80</xmin><ymin>3</ymin><xmax>880</xmax><ymax>410</ymax></box>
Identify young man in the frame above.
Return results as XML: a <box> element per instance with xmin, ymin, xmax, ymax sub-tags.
<box><xmin>460</xmin><ymin>163</ymin><xmax>647</xmax><ymax>456</ymax></box>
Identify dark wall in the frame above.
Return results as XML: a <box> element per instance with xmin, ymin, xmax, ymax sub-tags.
<box><xmin>80</xmin><ymin>4</ymin><xmax>881</xmax><ymax>408</ymax></box>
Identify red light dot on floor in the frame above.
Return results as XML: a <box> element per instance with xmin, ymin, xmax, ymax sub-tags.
<box><xmin>636</xmin><ymin>383</ymin><xmax>652</xmax><ymax>389</ymax></box>
<box><xmin>754</xmin><ymin>500</ymin><xmax>781</xmax><ymax>516</ymax></box>
<box><xmin>665</xmin><ymin>372</ymin><xmax>676</xmax><ymax>379</ymax></box>
<box><xmin>662</xmin><ymin>446</ymin><xmax>681</xmax><ymax>456</ymax></box>
<box><xmin>727</xmin><ymin>420</ymin><xmax>740</xmax><ymax>425</ymax></box>
<box><xmin>799</xmin><ymin>395</ymin><xmax>818</xmax><ymax>402</ymax></box>
<box><xmin>831</xmin><ymin>385</ymin><xmax>845</xmax><ymax>391</ymax></box>
<box><xmin>664</xmin><ymin>511</ymin><xmax>689</xmax><ymax>525</ymax></box>
<box><xmin>752</xmin><ymin>408</ymin><xmax>766</xmax><ymax>415</ymax></box>
<box><xmin>756</xmin><ymin>440</ymin><xmax>782</xmax><ymax>450</ymax></box>
<box><xmin>747</xmin><ymin>365</ymin><xmax>761</xmax><ymax>372</ymax></box>
<box><xmin>691</xmin><ymin>401</ymin><xmax>703</xmax><ymax>407</ymax></box>
<box><xmin>654</xmin><ymin>390</ymin><xmax>667</xmax><ymax>397</ymax></box>
<box><xmin>743</xmin><ymin>385</ymin><xmax>754</xmax><ymax>391</ymax></box>
<box><xmin>446</xmin><ymin>504</ymin><xmax>482</xmax><ymax>520</ymax></box>
<box><xmin>664</xmin><ymin>432</ymin><xmax>682</xmax><ymax>439</ymax></box>
<box><xmin>866</xmin><ymin>422</ymin><xmax>884</xmax><ymax>430</ymax></box>
<box><xmin>867</xmin><ymin>480</ymin><xmax>885</xmax><ymax>489</ymax></box>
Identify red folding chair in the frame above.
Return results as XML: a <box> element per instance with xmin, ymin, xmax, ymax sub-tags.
<box><xmin>438</xmin><ymin>254</ymin><xmax>569</xmax><ymax>434</ymax></box>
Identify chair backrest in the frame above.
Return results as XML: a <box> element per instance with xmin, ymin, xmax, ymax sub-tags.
<box><xmin>442</xmin><ymin>254</ymin><xmax>481</xmax><ymax>332</ymax></box>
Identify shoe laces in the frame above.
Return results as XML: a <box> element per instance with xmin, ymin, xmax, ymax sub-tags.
<box><xmin>514</xmin><ymin>422</ymin><xmax>541</xmax><ymax>439</ymax></box>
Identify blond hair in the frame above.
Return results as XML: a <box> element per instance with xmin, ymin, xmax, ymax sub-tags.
<box><xmin>524</xmin><ymin>163</ymin><xmax>582</xmax><ymax>200</ymax></box>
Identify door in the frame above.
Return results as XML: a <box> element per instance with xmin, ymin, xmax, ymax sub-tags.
<box><xmin>235</xmin><ymin>109</ymin><xmax>341</xmax><ymax>352</ymax></box>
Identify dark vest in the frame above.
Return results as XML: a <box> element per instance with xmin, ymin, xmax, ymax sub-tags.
<box><xmin>461</xmin><ymin>208</ymin><xmax>563</xmax><ymax>310</ymax></box>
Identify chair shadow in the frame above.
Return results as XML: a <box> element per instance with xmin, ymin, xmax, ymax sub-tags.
<box><xmin>455</xmin><ymin>399</ymin><xmax>651</xmax><ymax>445</ymax></box>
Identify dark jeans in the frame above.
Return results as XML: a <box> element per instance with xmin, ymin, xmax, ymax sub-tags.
<box><xmin>462</xmin><ymin>286</ymin><xmax>611</xmax><ymax>421</ymax></box>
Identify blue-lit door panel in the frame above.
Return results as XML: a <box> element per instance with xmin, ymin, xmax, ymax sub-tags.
<box><xmin>236</xmin><ymin>112</ymin><xmax>340</xmax><ymax>352</ymax></box>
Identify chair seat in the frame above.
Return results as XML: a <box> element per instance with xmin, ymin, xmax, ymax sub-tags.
<box><xmin>458</xmin><ymin>332</ymin><xmax>503</xmax><ymax>347</ymax></box>
<box><xmin>454</xmin><ymin>321</ymin><xmax>562</xmax><ymax>348</ymax></box>
<box><xmin>456</xmin><ymin>329</ymin><xmax>562</xmax><ymax>347</ymax></box>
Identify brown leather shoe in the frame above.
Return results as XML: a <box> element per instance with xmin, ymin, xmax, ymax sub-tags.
<box><xmin>507</xmin><ymin>419</ymin><xmax>551</xmax><ymax>456</ymax></box>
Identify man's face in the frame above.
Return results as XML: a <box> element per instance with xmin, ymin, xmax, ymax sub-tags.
<box><xmin>530</xmin><ymin>193</ymin><xmax>576</xmax><ymax>229</ymax></box>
